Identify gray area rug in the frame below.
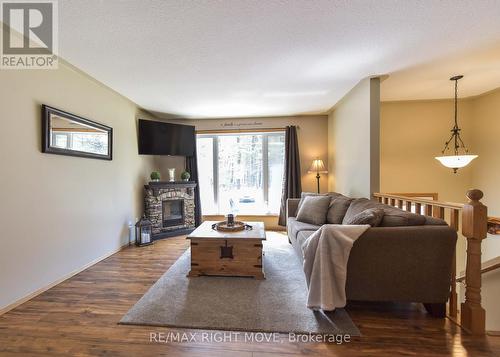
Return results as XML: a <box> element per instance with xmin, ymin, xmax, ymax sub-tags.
<box><xmin>120</xmin><ymin>233</ymin><xmax>360</xmax><ymax>335</ymax></box>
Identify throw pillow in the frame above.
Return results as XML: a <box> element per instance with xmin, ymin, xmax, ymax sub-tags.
<box><xmin>296</xmin><ymin>195</ymin><xmax>331</xmax><ymax>225</ymax></box>
<box><xmin>297</xmin><ymin>192</ymin><xmax>327</xmax><ymax>212</ymax></box>
<box><xmin>297</xmin><ymin>192</ymin><xmax>342</xmax><ymax>212</ymax></box>
<box><xmin>344</xmin><ymin>208</ymin><xmax>384</xmax><ymax>227</ymax></box>
<box><xmin>326</xmin><ymin>195</ymin><xmax>353</xmax><ymax>224</ymax></box>
<box><xmin>342</xmin><ymin>198</ymin><xmax>383</xmax><ymax>224</ymax></box>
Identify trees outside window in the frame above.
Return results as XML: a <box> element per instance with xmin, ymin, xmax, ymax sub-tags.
<box><xmin>196</xmin><ymin>132</ymin><xmax>285</xmax><ymax>215</ymax></box>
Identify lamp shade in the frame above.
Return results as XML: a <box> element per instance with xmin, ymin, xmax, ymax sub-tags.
<box><xmin>308</xmin><ymin>159</ymin><xmax>328</xmax><ymax>173</ymax></box>
<box><xmin>435</xmin><ymin>155</ymin><xmax>478</xmax><ymax>170</ymax></box>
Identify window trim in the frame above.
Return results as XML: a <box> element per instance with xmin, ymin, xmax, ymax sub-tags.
<box><xmin>196</xmin><ymin>130</ymin><xmax>285</xmax><ymax>215</ymax></box>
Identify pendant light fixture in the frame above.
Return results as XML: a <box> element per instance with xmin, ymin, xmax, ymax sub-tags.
<box><xmin>435</xmin><ymin>75</ymin><xmax>477</xmax><ymax>173</ymax></box>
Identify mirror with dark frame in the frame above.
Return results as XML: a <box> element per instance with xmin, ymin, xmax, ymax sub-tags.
<box><xmin>42</xmin><ymin>105</ymin><xmax>113</xmax><ymax>160</ymax></box>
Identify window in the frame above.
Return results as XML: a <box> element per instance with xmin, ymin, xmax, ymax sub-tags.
<box><xmin>50</xmin><ymin>130</ymin><xmax>109</xmax><ymax>155</ymax></box>
<box><xmin>196</xmin><ymin>131</ymin><xmax>285</xmax><ymax>215</ymax></box>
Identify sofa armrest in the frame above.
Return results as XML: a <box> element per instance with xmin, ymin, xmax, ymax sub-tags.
<box><xmin>286</xmin><ymin>198</ymin><xmax>300</xmax><ymax>219</ymax></box>
<box><xmin>347</xmin><ymin>225</ymin><xmax>458</xmax><ymax>303</ymax></box>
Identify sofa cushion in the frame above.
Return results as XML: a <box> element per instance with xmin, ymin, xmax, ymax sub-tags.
<box><xmin>294</xmin><ymin>230</ymin><xmax>315</xmax><ymax>259</ymax></box>
<box><xmin>296</xmin><ymin>195</ymin><xmax>331</xmax><ymax>225</ymax></box>
<box><xmin>344</xmin><ymin>208</ymin><xmax>384</xmax><ymax>227</ymax></box>
<box><xmin>296</xmin><ymin>230</ymin><xmax>315</xmax><ymax>246</ymax></box>
<box><xmin>342</xmin><ymin>198</ymin><xmax>382</xmax><ymax>224</ymax></box>
<box><xmin>287</xmin><ymin>217</ymin><xmax>320</xmax><ymax>241</ymax></box>
<box><xmin>380</xmin><ymin>206</ymin><xmax>427</xmax><ymax>227</ymax></box>
<box><xmin>424</xmin><ymin>216</ymin><xmax>448</xmax><ymax>226</ymax></box>
<box><xmin>327</xmin><ymin>195</ymin><xmax>353</xmax><ymax>224</ymax></box>
<box><xmin>343</xmin><ymin>198</ymin><xmax>427</xmax><ymax>227</ymax></box>
<box><xmin>293</xmin><ymin>231</ymin><xmax>314</xmax><ymax>262</ymax></box>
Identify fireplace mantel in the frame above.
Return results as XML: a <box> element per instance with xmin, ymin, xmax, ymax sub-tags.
<box><xmin>145</xmin><ymin>181</ymin><xmax>197</xmax><ymax>189</ymax></box>
<box><xmin>145</xmin><ymin>181</ymin><xmax>197</xmax><ymax>196</ymax></box>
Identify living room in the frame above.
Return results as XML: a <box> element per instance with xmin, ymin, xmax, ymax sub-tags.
<box><xmin>1</xmin><ymin>1</ymin><xmax>500</xmax><ymax>356</ymax></box>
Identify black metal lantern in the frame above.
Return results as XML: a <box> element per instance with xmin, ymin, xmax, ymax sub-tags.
<box><xmin>135</xmin><ymin>214</ymin><xmax>153</xmax><ymax>246</ymax></box>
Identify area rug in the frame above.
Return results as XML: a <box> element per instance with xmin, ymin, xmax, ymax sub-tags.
<box><xmin>120</xmin><ymin>233</ymin><xmax>360</xmax><ymax>335</ymax></box>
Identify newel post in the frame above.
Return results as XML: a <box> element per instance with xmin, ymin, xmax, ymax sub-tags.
<box><xmin>461</xmin><ymin>189</ymin><xmax>487</xmax><ymax>335</ymax></box>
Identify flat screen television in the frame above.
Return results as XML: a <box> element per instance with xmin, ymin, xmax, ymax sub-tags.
<box><xmin>138</xmin><ymin>119</ymin><xmax>195</xmax><ymax>156</ymax></box>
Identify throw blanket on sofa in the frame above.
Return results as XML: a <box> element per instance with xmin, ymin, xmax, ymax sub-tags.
<box><xmin>302</xmin><ymin>224</ymin><xmax>370</xmax><ymax>311</ymax></box>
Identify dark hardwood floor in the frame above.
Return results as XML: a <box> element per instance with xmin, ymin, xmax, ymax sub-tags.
<box><xmin>0</xmin><ymin>233</ymin><xmax>499</xmax><ymax>356</ymax></box>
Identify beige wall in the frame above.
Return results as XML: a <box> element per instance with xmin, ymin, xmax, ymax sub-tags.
<box><xmin>380</xmin><ymin>99</ymin><xmax>474</xmax><ymax>203</ymax></box>
<box><xmin>0</xmin><ymin>61</ymin><xmax>153</xmax><ymax>311</ymax></box>
<box><xmin>469</xmin><ymin>89</ymin><xmax>500</xmax><ymax>262</ymax></box>
<box><xmin>327</xmin><ymin>78</ymin><xmax>380</xmax><ymax>197</ymax></box>
<box><xmin>469</xmin><ymin>90</ymin><xmax>500</xmax><ymax>331</ymax></box>
<box><xmin>150</xmin><ymin>156</ymin><xmax>186</xmax><ymax>181</ymax></box>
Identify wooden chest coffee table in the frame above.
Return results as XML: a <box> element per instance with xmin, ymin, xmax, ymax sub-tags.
<box><xmin>186</xmin><ymin>221</ymin><xmax>266</xmax><ymax>279</ymax></box>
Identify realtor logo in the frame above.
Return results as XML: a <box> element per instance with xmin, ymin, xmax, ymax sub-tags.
<box><xmin>1</xmin><ymin>0</ymin><xmax>58</xmax><ymax>69</ymax></box>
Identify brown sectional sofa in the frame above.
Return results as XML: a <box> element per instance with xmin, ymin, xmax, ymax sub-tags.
<box><xmin>286</xmin><ymin>193</ymin><xmax>458</xmax><ymax>316</ymax></box>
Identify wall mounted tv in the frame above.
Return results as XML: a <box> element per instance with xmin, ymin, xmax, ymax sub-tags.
<box><xmin>138</xmin><ymin>119</ymin><xmax>195</xmax><ymax>156</ymax></box>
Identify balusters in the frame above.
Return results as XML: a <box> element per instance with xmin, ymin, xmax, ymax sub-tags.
<box><xmin>450</xmin><ymin>209</ymin><xmax>460</xmax><ymax>231</ymax></box>
<box><xmin>433</xmin><ymin>206</ymin><xmax>445</xmax><ymax>219</ymax></box>
<box><xmin>425</xmin><ymin>204</ymin><xmax>433</xmax><ymax>216</ymax></box>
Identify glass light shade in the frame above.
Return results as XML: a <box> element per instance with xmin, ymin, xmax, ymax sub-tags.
<box><xmin>435</xmin><ymin>155</ymin><xmax>478</xmax><ymax>169</ymax></box>
<box><xmin>308</xmin><ymin>159</ymin><xmax>328</xmax><ymax>173</ymax></box>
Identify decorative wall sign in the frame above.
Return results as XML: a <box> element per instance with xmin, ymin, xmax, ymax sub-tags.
<box><xmin>220</xmin><ymin>121</ymin><xmax>264</xmax><ymax>128</ymax></box>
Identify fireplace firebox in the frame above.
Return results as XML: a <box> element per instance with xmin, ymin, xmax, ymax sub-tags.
<box><xmin>162</xmin><ymin>199</ymin><xmax>184</xmax><ymax>227</ymax></box>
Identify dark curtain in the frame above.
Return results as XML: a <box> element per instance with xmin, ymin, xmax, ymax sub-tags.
<box><xmin>278</xmin><ymin>126</ymin><xmax>302</xmax><ymax>226</ymax></box>
<box><xmin>186</xmin><ymin>141</ymin><xmax>202</xmax><ymax>227</ymax></box>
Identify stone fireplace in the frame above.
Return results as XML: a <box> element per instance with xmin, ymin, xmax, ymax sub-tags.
<box><xmin>144</xmin><ymin>181</ymin><xmax>197</xmax><ymax>239</ymax></box>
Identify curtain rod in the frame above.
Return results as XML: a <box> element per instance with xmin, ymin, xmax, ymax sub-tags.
<box><xmin>196</xmin><ymin>128</ymin><xmax>282</xmax><ymax>134</ymax></box>
<box><xmin>195</xmin><ymin>126</ymin><xmax>299</xmax><ymax>135</ymax></box>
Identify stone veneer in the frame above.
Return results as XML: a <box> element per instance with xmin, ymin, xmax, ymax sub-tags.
<box><xmin>144</xmin><ymin>181</ymin><xmax>196</xmax><ymax>237</ymax></box>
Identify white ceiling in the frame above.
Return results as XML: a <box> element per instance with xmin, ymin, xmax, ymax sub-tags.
<box><xmin>58</xmin><ymin>1</ymin><xmax>500</xmax><ymax>118</ymax></box>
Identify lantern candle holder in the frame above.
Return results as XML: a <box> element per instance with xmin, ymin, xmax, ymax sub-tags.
<box><xmin>135</xmin><ymin>214</ymin><xmax>153</xmax><ymax>246</ymax></box>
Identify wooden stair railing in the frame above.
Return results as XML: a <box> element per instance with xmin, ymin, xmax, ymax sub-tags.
<box><xmin>373</xmin><ymin>189</ymin><xmax>488</xmax><ymax>335</ymax></box>
<box><xmin>388</xmin><ymin>192</ymin><xmax>440</xmax><ymax>201</ymax></box>
<box><xmin>457</xmin><ymin>256</ymin><xmax>500</xmax><ymax>282</ymax></box>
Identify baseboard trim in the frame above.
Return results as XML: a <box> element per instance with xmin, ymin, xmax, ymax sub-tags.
<box><xmin>0</xmin><ymin>242</ymin><xmax>130</xmax><ymax>316</ymax></box>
